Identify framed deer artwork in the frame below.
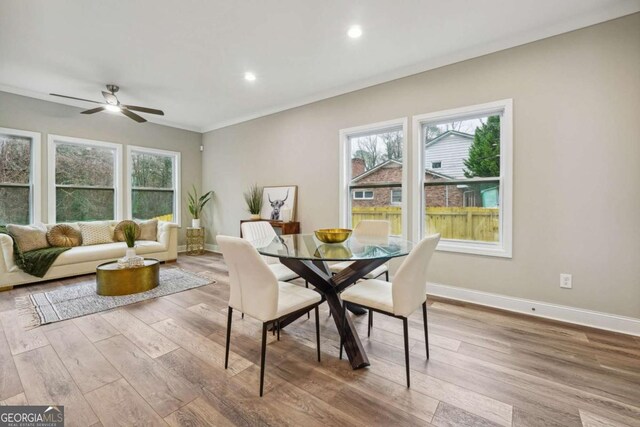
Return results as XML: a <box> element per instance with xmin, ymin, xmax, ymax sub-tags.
<box><xmin>261</xmin><ymin>185</ymin><xmax>297</xmax><ymax>222</ymax></box>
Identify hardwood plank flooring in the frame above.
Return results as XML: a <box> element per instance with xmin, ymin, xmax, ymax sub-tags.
<box><xmin>1</xmin><ymin>252</ymin><xmax>639</xmax><ymax>426</ymax></box>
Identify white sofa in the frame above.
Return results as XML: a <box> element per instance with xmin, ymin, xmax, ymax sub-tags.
<box><xmin>0</xmin><ymin>221</ymin><xmax>179</xmax><ymax>289</ymax></box>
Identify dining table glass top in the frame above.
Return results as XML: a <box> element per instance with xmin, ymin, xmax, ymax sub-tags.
<box><xmin>253</xmin><ymin>233</ymin><xmax>415</xmax><ymax>261</ymax></box>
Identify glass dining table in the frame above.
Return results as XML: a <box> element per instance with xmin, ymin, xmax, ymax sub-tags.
<box><xmin>254</xmin><ymin>233</ymin><xmax>415</xmax><ymax>369</ymax></box>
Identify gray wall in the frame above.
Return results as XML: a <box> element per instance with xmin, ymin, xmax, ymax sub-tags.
<box><xmin>0</xmin><ymin>91</ymin><xmax>202</xmax><ymax>244</ymax></box>
<box><xmin>202</xmin><ymin>14</ymin><xmax>640</xmax><ymax>318</ymax></box>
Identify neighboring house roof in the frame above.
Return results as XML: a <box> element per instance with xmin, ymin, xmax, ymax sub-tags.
<box><xmin>425</xmin><ymin>130</ymin><xmax>473</xmax><ymax>148</ymax></box>
<box><xmin>352</xmin><ymin>159</ymin><xmax>402</xmax><ymax>182</ymax></box>
<box><xmin>425</xmin><ymin>169</ymin><xmax>456</xmax><ymax>179</ymax></box>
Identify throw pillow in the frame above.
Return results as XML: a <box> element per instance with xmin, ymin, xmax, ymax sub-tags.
<box><xmin>46</xmin><ymin>224</ymin><xmax>82</xmax><ymax>247</ymax></box>
<box><xmin>79</xmin><ymin>221</ymin><xmax>114</xmax><ymax>246</ymax></box>
<box><xmin>6</xmin><ymin>224</ymin><xmax>50</xmax><ymax>252</ymax></box>
<box><xmin>137</xmin><ymin>219</ymin><xmax>158</xmax><ymax>241</ymax></box>
<box><xmin>113</xmin><ymin>220</ymin><xmax>141</xmax><ymax>242</ymax></box>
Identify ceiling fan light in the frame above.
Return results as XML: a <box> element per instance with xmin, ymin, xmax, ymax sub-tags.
<box><xmin>105</xmin><ymin>105</ymin><xmax>121</xmax><ymax>112</ymax></box>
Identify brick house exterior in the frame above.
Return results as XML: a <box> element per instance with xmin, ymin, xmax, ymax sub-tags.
<box><xmin>351</xmin><ymin>159</ymin><xmax>471</xmax><ymax>208</ymax></box>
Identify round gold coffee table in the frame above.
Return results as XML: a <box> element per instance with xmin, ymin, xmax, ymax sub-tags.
<box><xmin>96</xmin><ymin>258</ymin><xmax>160</xmax><ymax>296</ymax></box>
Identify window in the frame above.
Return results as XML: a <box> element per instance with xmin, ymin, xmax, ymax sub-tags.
<box><xmin>0</xmin><ymin>128</ymin><xmax>40</xmax><ymax>224</ymax></box>
<box><xmin>48</xmin><ymin>135</ymin><xmax>122</xmax><ymax>222</ymax></box>
<box><xmin>340</xmin><ymin>118</ymin><xmax>407</xmax><ymax>237</ymax></box>
<box><xmin>412</xmin><ymin>100</ymin><xmax>512</xmax><ymax>257</ymax></box>
<box><xmin>353</xmin><ymin>190</ymin><xmax>374</xmax><ymax>200</ymax></box>
<box><xmin>128</xmin><ymin>146</ymin><xmax>180</xmax><ymax>223</ymax></box>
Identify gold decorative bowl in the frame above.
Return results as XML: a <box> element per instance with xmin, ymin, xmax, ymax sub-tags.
<box><xmin>314</xmin><ymin>228</ymin><xmax>352</xmax><ymax>244</ymax></box>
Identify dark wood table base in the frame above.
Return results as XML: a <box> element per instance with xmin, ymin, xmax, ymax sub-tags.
<box><xmin>279</xmin><ymin>257</ymin><xmax>390</xmax><ymax>369</ymax></box>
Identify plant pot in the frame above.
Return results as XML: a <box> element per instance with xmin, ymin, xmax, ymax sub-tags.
<box><xmin>125</xmin><ymin>247</ymin><xmax>136</xmax><ymax>259</ymax></box>
<box><xmin>250</xmin><ymin>214</ymin><xmax>261</xmax><ymax>220</ymax></box>
<box><xmin>192</xmin><ymin>218</ymin><xmax>201</xmax><ymax>228</ymax></box>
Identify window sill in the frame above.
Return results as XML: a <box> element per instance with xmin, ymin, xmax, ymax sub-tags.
<box><xmin>435</xmin><ymin>239</ymin><xmax>512</xmax><ymax>258</ymax></box>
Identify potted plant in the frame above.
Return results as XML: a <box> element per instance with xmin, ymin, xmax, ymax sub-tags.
<box><xmin>123</xmin><ymin>223</ymin><xmax>137</xmax><ymax>259</ymax></box>
<box><xmin>187</xmin><ymin>185</ymin><xmax>214</xmax><ymax>228</ymax></box>
<box><xmin>244</xmin><ymin>183</ymin><xmax>263</xmax><ymax>220</ymax></box>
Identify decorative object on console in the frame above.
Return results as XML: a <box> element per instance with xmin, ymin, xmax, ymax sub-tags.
<box><xmin>187</xmin><ymin>184</ymin><xmax>214</xmax><ymax>228</ymax></box>
<box><xmin>46</xmin><ymin>224</ymin><xmax>82</xmax><ymax>247</ymax></box>
<box><xmin>314</xmin><ymin>228</ymin><xmax>352</xmax><ymax>244</ymax></box>
<box><xmin>244</xmin><ymin>183</ymin><xmax>263</xmax><ymax>220</ymax></box>
<box><xmin>261</xmin><ymin>185</ymin><xmax>297</xmax><ymax>221</ymax></box>
<box><xmin>6</xmin><ymin>223</ymin><xmax>50</xmax><ymax>252</ymax></box>
<box><xmin>136</xmin><ymin>219</ymin><xmax>158</xmax><ymax>241</ymax></box>
<box><xmin>114</xmin><ymin>220</ymin><xmax>141</xmax><ymax>242</ymax></box>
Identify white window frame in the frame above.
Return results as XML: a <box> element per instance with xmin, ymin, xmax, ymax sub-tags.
<box><xmin>47</xmin><ymin>135</ymin><xmax>123</xmax><ymax>223</ymax></box>
<box><xmin>0</xmin><ymin>127</ymin><xmax>41</xmax><ymax>223</ymax></box>
<box><xmin>353</xmin><ymin>190</ymin><xmax>374</xmax><ymax>200</ymax></box>
<box><xmin>126</xmin><ymin>145</ymin><xmax>181</xmax><ymax>224</ymax></box>
<box><xmin>412</xmin><ymin>99</ymin><xmax>513</xmax><ymax>257</ymax></box>
<box><xmin>339</xmin><ymin>118</ymin><xmax>408</xmax><ymax>237</ymax></box>
<box><xmin>390</xmin><ymin>188</ymin><xmax>402</xmax><ymax>205</ymax></box>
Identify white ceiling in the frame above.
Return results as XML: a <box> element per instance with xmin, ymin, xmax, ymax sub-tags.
<box><xmin>1</xmin><ymin>0</ymin><xmax>638</xmax><ymax>132</ymax></box>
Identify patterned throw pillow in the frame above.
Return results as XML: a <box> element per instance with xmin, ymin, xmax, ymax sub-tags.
<box><xmin>137</xmin><ymin>219</ymin><xmax>158</xmax><ymax>241</ymax></box>
<box><xmin>113</xmin><ymin>220</ymin><xmax>141</xmax><ymax>242</ymax></box>
<box><xmin>46</xmin><ymin>224</ymin><xmax>82</xmax><ymax>247</ymax></box>
<box><xmin>6</xmin><ymin>224</ymin><xmax>50</xmax><ymax>252</ymax></box>
<box><xmin>79</xmin><ymin>221</ymin><xmax>114</xmax><ymax>246</ymax></box>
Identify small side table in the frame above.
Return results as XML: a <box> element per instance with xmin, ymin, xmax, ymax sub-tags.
<box><xmin>186</xmin><ymin>227</ymin><xmax>206</xmax><ymax>255</ymax></box>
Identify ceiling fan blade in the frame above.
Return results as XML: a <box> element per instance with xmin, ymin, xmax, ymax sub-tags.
<box><xmin>123</xmin><ymin>105</ymin><xmax>164</xmax><ymax>116</ymax></box>
<box><xmin>81</xmin><ymin>106</ymin><xmax>106</xmax><ymax>115</ymax></box>
<box><xmin>102</xmin><ymin>91</ymin><xmax>119</xmax><ymax>105</ymax></box>
<box><xmin>50</xmin><ymin>93</ymin><xmax>104</xmax><ymax>104</ymax></box>
<box><xmin>121</xmin><ymin>108</ymin><xmax>147</xmax><ymax>123</ymax></box>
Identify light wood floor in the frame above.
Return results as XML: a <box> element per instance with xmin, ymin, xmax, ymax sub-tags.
<box><xmin>1</xmin><ymin>253</ymin><xmax>639</xmax><ymax>426</ymax></box>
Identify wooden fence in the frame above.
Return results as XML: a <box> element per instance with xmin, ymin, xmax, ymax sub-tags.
<box><xmin>352</xmin><ymin>206</ymin><xmax>499</xmax><ymax>242</ymax></box>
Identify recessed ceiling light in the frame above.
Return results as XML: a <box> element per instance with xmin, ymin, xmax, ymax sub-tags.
<box><xmin>347</xmin><ymin>25</ymin><xmax>362</xmax><ymax>39</ymax></box>
<box><xmin>244</xmin><ymin>72</ymin><xmax>256</xmax><ymax>82</ymax></box>
<box><xmin>105</xmin><ymin>104</ymin><xmax>121</xmax><ymax>112</ymax></box>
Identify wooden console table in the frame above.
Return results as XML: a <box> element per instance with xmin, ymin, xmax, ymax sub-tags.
<box><xmin>240</xmin><ymin>219</ymin><xmax>300</xmax><ymax>237</ymax></box>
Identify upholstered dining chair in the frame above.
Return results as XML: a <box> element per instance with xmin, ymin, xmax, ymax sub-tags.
<box><xmin>338</xmin><ymin>234</ymin><xmax>440</xmax><ymax>388</ymax></box>
<box><xmin>217</xmin><ymin>235</ymin><xmax>322</xmax><ymax>397</ymax></box>
<box><xmin>329</xmin><ymin>220</ymin><xmax>391</xmax><ymax>281</ymax></box>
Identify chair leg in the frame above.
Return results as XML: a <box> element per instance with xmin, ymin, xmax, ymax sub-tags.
<box><xmin>385</xmin><ymin>271</ymin><xmax>389</xmax><ymax>281</ymax></box>
<box><xmin>422</xmin><ymin>301</ymin><xmax>429</xmax><ymax>359</ymax></box>
<box><xmin>260</xmin><ymin>322</ymin><xmax>268</xmax><ymax>397</ymax></box>
<box><xmin>276</xmin><ymin>320</ymin><xmax>280</xmax><ymax>341</ymax></box>
<box><xmin>367</xmin><ymin>309</ymin><xmax>372</xmax><ymax>338</ymax></box>
<box><xmin>339</xmin><ymin>303</ymin><xmax>347</xmax><ymax>360</ymax></box>
<box><xmin>224</xmin><ymin>307</ymin><xmax>233</xmax><ymax>369</ymax></box>
<box><xmin>306</xmin><ymin>281</ymin><xmax>310</xmax><ymax>319</ymax></box>
<box><xmin>403</xmin><ymin>317</ymin><xmax>410</xmax><ymax>388</ymax></box>
<box><xmin>241</xmin><ymin>313</ymin><xmax>244</xmax><ymax>320</ymax></box>
<box><xmin>315</xmin><ymin>306</ymin><xmax>321</xmax><ymax>362</ymax></box>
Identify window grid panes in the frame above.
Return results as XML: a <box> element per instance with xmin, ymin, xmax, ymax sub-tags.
<box><xmin>0</xmin><ymin>133</ymin><xmax>33</xmax><ymax>224</ymax></box>
<box><xmin>53</xmin><ymin>141</ymin><xmax>117</xmax><ymax>222</ymax></box>
<box><xmin>423</xmin><ymin>113</ymin><xmax>502</xmax><ymax>243</ymax></box>
<box><xmin>130</xmin><ymin>150</ymin><xmax>177</xmax><ymax>222</ymax></box>
<box><xmin>347</xmin><ymin>126</ymin><xmax>404</xmax><ymax>236</ymax></box>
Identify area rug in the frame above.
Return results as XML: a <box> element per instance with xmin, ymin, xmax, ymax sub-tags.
<box><xmin>16</xmin><ymin>268</ymin><xmax>214</xmax><ymax>327</ymax></box>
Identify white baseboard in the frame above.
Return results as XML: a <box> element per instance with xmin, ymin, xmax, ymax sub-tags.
<box><xmin>427</xmin><ymin>282</ymin><xmax>640</xmax><ymax>337</ymax></box>
<box><xmin>177</xmin><ymin>245</ymin><xmax>186</xmax><ymax>253</ymax></box>
<box><xmin>178</xmin><ymin>244</ymin><xmax>219</xmax><ymax>253</ymax></box>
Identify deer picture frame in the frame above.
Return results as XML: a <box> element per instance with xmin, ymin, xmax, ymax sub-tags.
<box><xmin>260</xmin><ymin>185</ymin><xmax>297</xmax><ymax>222</ymax></box>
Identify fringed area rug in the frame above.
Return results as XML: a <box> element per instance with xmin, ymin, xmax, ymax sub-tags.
<box><xmin>16</xmin><ymin>268</ymin><xmax>214</xmax><ymax>328</ymax></box>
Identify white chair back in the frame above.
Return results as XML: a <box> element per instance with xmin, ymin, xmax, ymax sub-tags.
<box><xmin>241</xmin><ymin>221</ymin><xmax>279</xmax><ymax>265</ymax></box>
<box><xmin>217</xmin><ymin>235</ymin><xmax>279</xmax><ymax>321</ymax></box>
<box><xmin>391</xmin><ymin>234</ymin><xmax>440</xmax><ymax>317</ymax></box>
<box><xmin>353</xmin><ymin>220</ymin><xmax>391</xmax><ymax>240</ymax></box>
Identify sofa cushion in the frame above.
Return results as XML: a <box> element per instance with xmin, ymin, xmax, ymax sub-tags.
<box><xmin>6</xmin><ymin>224</ymin><xmax>50</xmax><ymax>252</ymax></box>
<box><xmin>114</xmin><ymin>220</ymin><xmax>141</xmax><ymax>242</ymax></box>
<box><xmin>79</xmin><ymin>221</ymin><xmax>114</xmax><ymax>246</ymax></box>
<box><xmin>137</xmin><ymin>219</ymin><xmax>158</xmax><ymax>241</ymax></box>
<box><xmin>47</xmin><ymin>224</ymin><xmax>82</xmax><ymax>247</ymax></box>
<box><xmin>52</xmin><ymin>241</ymin><xmax>167</xmax><ymax>266</ymax></box>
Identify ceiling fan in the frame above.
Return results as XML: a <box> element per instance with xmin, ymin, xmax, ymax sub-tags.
<box><xmin>50</xmin><ymin>84</ymin><xmax>164</xmax><ymax>123</ymax></box>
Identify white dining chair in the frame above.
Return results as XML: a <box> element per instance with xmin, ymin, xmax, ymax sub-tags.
<box><xmin>217</xmin><ymin>235</ymin><xmax>322</xmax><ymax>397</ymax></box>
<box><xmin>338</xmin><ymin>234</ymin><xmax>440</xmax><ymax>388</ymax></box>
<box><xmin>329</xmin><ymin>220</ymin><xmax>391</xmax><ymax>281</ymax></box>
